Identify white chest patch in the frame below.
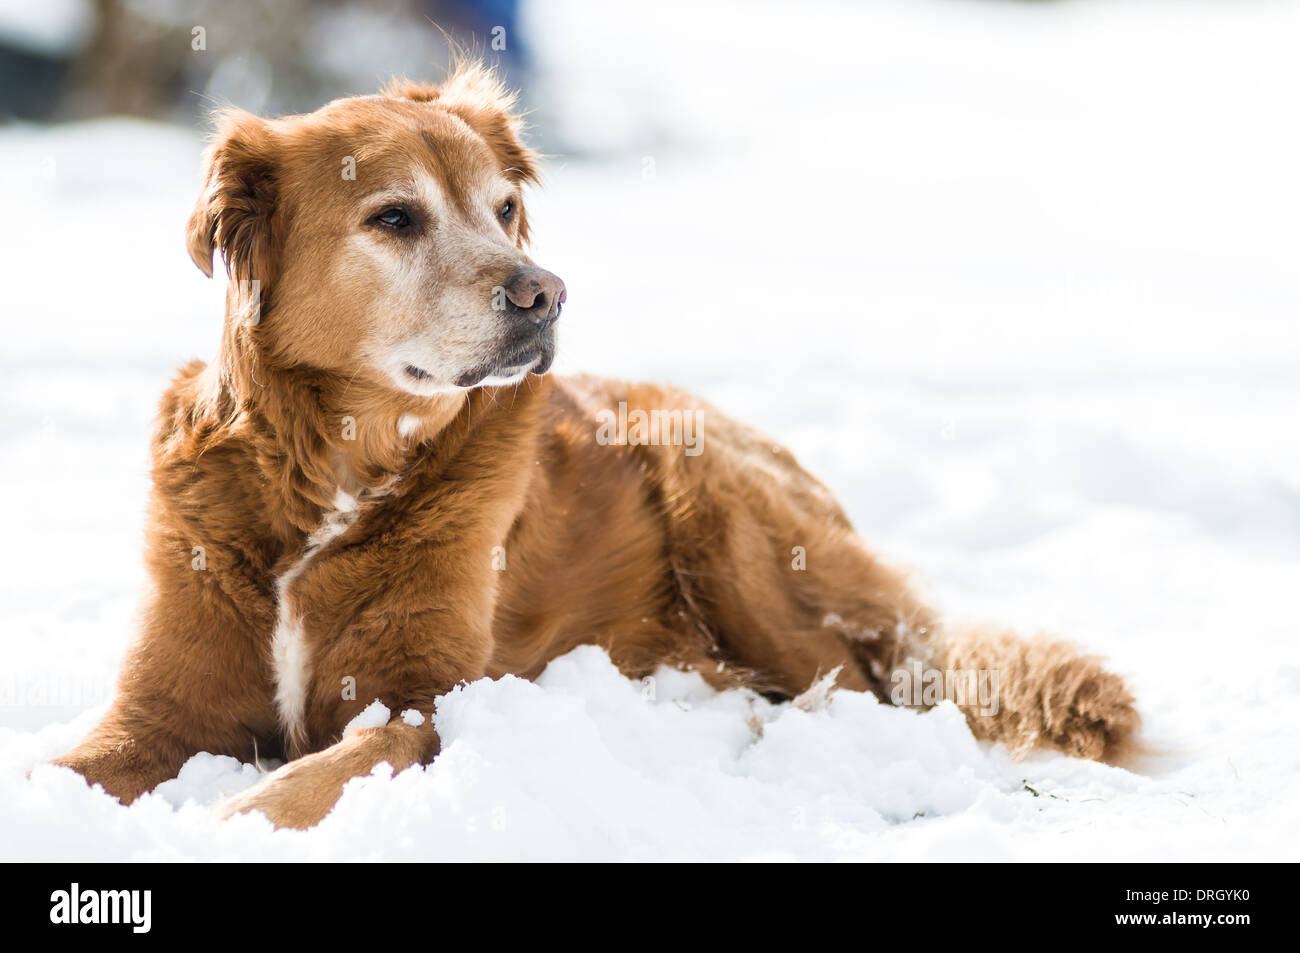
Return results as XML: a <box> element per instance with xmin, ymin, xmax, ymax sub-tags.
<box><xmin>397</xmin><ymin>413</ymin><xmax>421</xmax><ymax>438</ymax></box>
<box><xmin>271</xmin><ymin>490</ymin><xmax>360</xmax><ymax>753</ymax></box>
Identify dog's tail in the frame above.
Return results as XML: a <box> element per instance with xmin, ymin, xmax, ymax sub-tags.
<box><xmin>871</xmin><ymin>618</ymin><xmax>1144</xmax><ymax>766</ymax></box>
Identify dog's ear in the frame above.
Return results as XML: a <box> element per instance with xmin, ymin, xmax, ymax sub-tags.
<box><xmin>431</xmin><ymin>65</ymin><xmax>539</xmax><ymax>186</ymax></box>
<box><xmin>186</xmin><ymin>110</ymin><xmax>281</xmax><ymax>282</ymax></box>
<box><xmin>387</xmin><ymin>64</ymin><xmax>541</xmax><ymax>241</ymax></box>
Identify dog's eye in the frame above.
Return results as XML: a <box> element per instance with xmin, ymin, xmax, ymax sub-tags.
<box><xmin>372</xmin><ymin>207</ymin><xmax>411</xmax><ymax>230</ymax></box>
<box><xmin>499</xmin><ymin>199</ymin><xmax>515</xmax><ymax>222</ymax></box>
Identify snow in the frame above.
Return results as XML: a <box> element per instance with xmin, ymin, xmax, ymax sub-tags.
<box><xmin>2</xmin><ymin>0</ymin><xmax>1298</xmax><ymax>860</ymax></box>
<box><xmin>343</xmin><ymin>700</ymin><xmax>392</xmax><ymax>738</ymax></box>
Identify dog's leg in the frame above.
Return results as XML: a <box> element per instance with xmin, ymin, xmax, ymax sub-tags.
<box><xmin>217</xmin><ymin>717</ymin><xmax>440</xmax><ymax>829</ymax></box>
<box><xmin>50</xmin><ymin>549</ymin><xmax>279</xmax><ymax>801</ymax></box>
<box><xmin>50</xmin><ymin>707</ymin><xmax>200</xmax><ymax>803</ymax></box>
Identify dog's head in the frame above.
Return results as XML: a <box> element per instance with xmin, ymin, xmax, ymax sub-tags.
<box><xmin>186</xmin><ymin>64</ymin><xmax>564</xmax><ymax>395</ymax></box>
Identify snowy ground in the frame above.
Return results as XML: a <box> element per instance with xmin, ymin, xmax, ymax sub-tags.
<box><xmin>2</xmin><ymin>0</ymin><xmax>1298</xmax><ymax>860</ymax></box>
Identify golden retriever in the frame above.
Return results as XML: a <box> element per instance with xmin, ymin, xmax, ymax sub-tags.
<box><xmin>51</xmin><ymin>65</ymin><xmax>1140</xmax><ymax>829</ymax></box>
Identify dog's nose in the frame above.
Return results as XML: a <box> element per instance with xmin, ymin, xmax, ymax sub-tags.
<box><xmin>503</xmin><ymin>268</ymin><xmax>566</xmax><ymax>328</ymax></box>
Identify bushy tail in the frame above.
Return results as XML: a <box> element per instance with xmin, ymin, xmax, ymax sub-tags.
<box><xmin>886</xmin><ymin>623</ymin><xmax>1143</xmax><ymax>765</ymax></box>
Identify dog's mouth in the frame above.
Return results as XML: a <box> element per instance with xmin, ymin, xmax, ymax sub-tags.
<box><xmin>402</xmin><ymin>351</ymin><xmax>552</xmax><ymax>389</ymax></box>
<box><xmin>404</xmin><ymin>364</ymin><xmax>434</xmax><ymax>382</ymax></box>
<box><xmin>398</xmin><ymin>327</ymin><xmax>556</xmax><ymax>392</ymax></box>
<box><xmin>450</xmin><ymin>336</ymin><xmax>556</xmax><ymax>389</ymax></box>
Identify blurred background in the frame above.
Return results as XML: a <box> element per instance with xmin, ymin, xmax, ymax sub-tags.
<box><xmin>0</xmin><ymin>0</ymin><xmax>686</xmax><ymax>154</ymax></box>
<box><xmin>0</xmin><ymin>0</ymin><xmax>1297</xmax><ymax>745</ymax></box>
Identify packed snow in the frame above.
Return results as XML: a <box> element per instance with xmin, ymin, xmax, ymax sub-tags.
<box><xmin>2</xmin><ymin>0</ymin><xmax>1298</xmax><ymax>860</ymax></box>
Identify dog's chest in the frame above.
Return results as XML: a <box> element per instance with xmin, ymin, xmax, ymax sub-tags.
<box><xmin>269</xmin><ymin>489</ymin><xmax>372</xmax><ymax>753</ymax></box>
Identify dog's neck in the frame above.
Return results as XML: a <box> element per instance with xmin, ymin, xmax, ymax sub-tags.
<box><xmin>204</xmin><ymin>340</ymin><xmax>470</xmax><ymax>538</ymax></box>
<box><xmin>319</xmin><ymin>373</ymin><xmax>469</xmax><ymax>487</ymax></box>
<box><xmin>295</xmin><ymin>370</ymin><xmax>469</xmax><ymax>524</ymax></box>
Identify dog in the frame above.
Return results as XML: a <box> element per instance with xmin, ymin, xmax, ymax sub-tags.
<box><xmin>51</xmin><ymin>64</ymin><xmax>1140</xmax><ymax>829</ymax></box>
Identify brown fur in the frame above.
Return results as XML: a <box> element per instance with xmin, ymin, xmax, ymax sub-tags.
<box><xmin>51</xmin><ymin>65</ymin><xmax>1140</xmax><ymax>829</ymax></box>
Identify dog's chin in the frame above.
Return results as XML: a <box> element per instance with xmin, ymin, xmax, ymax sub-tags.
<box><xmin>453</xmin><ymin>342</ymin><xmax>555</xmax><ymax>389</ymax></box>
<box><xmin>388</xmin><ymin>335</ymin><xmax>556</xmax><ymax>396</ymax></box>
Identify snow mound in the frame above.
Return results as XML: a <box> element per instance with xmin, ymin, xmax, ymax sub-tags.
<box><xmin>0</xmin><ymin>647</ymin><xmax>1140</xmax><ymax>861</ymax></box>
